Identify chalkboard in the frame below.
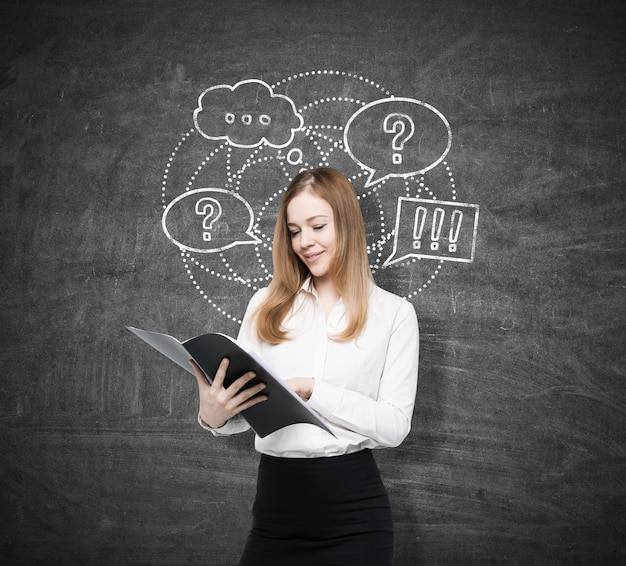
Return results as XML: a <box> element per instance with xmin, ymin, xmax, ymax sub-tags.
<box><xmin>1</xmin><ymin>0</ymin><xmax>624</xmax><ymax>564</ymax></box>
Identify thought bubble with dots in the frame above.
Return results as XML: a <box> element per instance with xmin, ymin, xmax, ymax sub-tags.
<box><xmin>193</xmin><ymin>79</ymin><xmax>304</xmax><ymax>149</ymax></box>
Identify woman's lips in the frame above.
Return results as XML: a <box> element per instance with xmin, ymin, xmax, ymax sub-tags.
<box><xmin>304</xmin><ymin>251</ymin><xmax>323</xmax><ymax>263</ymax></box>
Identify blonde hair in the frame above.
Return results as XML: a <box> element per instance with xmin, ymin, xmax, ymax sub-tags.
<box><xmin>254</xmin><ymin>167</ymin><xmax>374</xmax><ymax>344</ymax></box>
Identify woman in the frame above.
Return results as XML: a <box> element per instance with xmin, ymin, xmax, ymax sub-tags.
<box><xmin>192</xmin><ymin>167</ymin><xmax>419</xmax><ymax>565</ymax></box>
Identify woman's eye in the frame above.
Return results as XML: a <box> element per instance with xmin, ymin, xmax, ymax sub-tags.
<box><xmin>313</xmin><ymin>224</ymin><xmax>326</xmax><ymax>231</ymax></box>
<box><xmin>290</xmin><ymin>230</ymin><xmax>300</xmax><ymax>237</ymax></box>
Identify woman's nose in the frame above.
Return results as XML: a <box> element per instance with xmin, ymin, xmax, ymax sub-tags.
<box><xmin>300</xmin><ymin>230</ymin><xmax>314</xmax><ymax>247</ymax></box>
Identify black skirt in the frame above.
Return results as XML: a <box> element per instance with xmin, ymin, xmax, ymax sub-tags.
<box><xmin>238</xmin><ymin>450</ymin><xmax>393</xmax><ymax>566</ymax></box>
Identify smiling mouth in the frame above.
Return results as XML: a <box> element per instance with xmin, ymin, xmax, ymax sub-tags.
<box><xmin>304</xmin><ymin>252</ymin><xmax>323</xmax><ymax>262</ymax></box>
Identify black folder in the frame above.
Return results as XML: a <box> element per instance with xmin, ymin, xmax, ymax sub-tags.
<box><xmin>127</xmin><ymin>326</ymin><xmax>334</xmax><ymax>438</ymax></box>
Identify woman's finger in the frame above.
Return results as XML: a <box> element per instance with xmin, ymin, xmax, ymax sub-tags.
<box><xmin>212</xmin><ymin>357</ymin><xmax>230</xmax><ymax>389</ymax></box>
<box><xmin>231</xmin><ymin>381</ymin><xmax>266</xmax><ymax>405</ymax></box>
<box><xmin>190</xmin><ymin>359</ymin><xmax>209</xmax><ymax>390</ymax></box>
<box><xmin>227</xmin><ymin>370</ymin><xmax>258</xmax><ymax>395</ymax></box>
<box><xmin>234</xmin><ymin>391</ymin><xmax>268</xmax><ymax>414</ymax></box>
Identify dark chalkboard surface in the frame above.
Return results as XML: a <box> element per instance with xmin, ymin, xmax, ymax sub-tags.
<box><xmin>1</xmin><ymin>1</ymin><xmax>624</xmax><ymax>565</ymax></box>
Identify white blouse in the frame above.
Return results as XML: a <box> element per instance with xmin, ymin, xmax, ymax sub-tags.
<box><xmin>201</xmin><ymin>279</ymin><xmax>419</xmax><ymax>458</ymax></box>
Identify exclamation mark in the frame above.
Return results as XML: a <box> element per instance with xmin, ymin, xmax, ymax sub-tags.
<box><xmin>448</xmin><ymin>210</ymin><xmax>463</xmax><ymax>253</ymax></box>
<box><xmin>430</xmin><ymin>208</ymin><xmax>445</xmax><ymax>251</ymax></box>
<box><xmin>412</xmin><ymin>206</ymin><xmax>427</xmax><ymax>249</ymax></box>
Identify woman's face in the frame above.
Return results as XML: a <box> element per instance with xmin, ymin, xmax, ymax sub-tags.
<box><xmin>286</xmin><ymin>190</ymin><xmax>336</xmax><ymax>281</ymax></box>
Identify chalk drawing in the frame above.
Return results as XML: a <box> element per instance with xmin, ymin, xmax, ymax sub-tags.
<box><xmin>195</xmin><ymin>197</ymin><xmax>222</xmax><ymax>242</ymax></box>
<box><xmin>162</xmin><ymin>188</ymin><xmax>260</xmax><ymax>253</ymax></box>
<box><xmin>344</xmin><ymin>97</ymin><xmax>452</xmax><ymax>187</ymax></box>
<box><xmin>383</xmin><ymin>113</ymin><xmax>415</xmax><ymax>166</ymax></box>
<box><xmin>384</xmin><ymin>198</ymin><xmax>479</xmax><ymax>266</ymax></box>
<box><xmin>193</xmin><ymin>79</ymin><xmax>303</xmax><ymax>149</ymax></box>
<box><xmin>159</xmin><ymin>70</ymin><xmax>479</xmax><ymax>322</ymax></box>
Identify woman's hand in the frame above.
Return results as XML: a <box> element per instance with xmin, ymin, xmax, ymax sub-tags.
<box><xmin>191</xmin><ymin>358</ymin><xmax>267</xmax><ymax>428</ymax></box>
<box><xmin>285</xmin><ymin>377</ymin><xmax>315</xmax><ymax>401</ymax></box>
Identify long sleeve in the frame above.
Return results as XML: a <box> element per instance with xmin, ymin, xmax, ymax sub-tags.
<box><xmin>306</xmin><ymin>298</ymin><xmax>419</xmax><ymax>447</ymax></box>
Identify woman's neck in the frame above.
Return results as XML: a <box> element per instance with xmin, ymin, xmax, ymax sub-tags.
<box><xmin>312</xmin><ymin>276</ymin><xmax>340</xmax><ymax>318</ymax></box>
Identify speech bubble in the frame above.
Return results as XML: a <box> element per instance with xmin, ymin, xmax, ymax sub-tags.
<box><xmin>162</xmin><ymin>188</ymin><xmax>261</xmax><ymax>253</ymax></box>
<box><xmin>193</xmin><ymin>79</ymin><xmax>304</xmax><ymax>148</ymax></box>
<box><xmin>383</xmin><ymin>197</ymin><xmax>479</xmax><ymax>266</ymax></box>
<box><xmin>344</xmin><ymin>97</ymin><xmax>452</xmax><ymax>187</ymax></box>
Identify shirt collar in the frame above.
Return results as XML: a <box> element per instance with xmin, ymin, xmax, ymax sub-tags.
<box><xmin>300</xmin><ymin>276</ymin><xmax>375</xmax><ymax>298</ymax></box>
<box><xmin>299</xmin><ymin>277</ymin><xmax>347</xmax><ymax>313</ymax></box>
<box><xmin>299</xmin><ymin>276</ymin><xmax>316</xmax><ymax>296</ymax></box>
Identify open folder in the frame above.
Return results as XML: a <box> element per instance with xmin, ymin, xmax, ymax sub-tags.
<box><xmin>126</xmin><ymin>326</ymin><xmax>334</xmax><ymax>438</ymax></box>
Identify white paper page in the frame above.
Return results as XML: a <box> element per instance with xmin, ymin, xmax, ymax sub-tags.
<box><xmin>126</xmin><ymin>327</ymin><xmax>195</xmax><ymax>375</ymax></box>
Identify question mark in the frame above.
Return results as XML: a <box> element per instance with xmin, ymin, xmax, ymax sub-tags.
<box><xmin>383</xmin><ymin>113</ymin><xmax>415</xmax><ymax>165</ymax></box>
<box><xmin>195</xmin><ymin>197</ymin><xmax>222</xmax><ymax>242</ymax></box>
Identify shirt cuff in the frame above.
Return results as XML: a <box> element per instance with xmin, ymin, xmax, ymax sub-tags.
<box><xmin>197</xmin><ymin>413</ymin><xmax>249</xmax><ymax>436</ymax></box>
